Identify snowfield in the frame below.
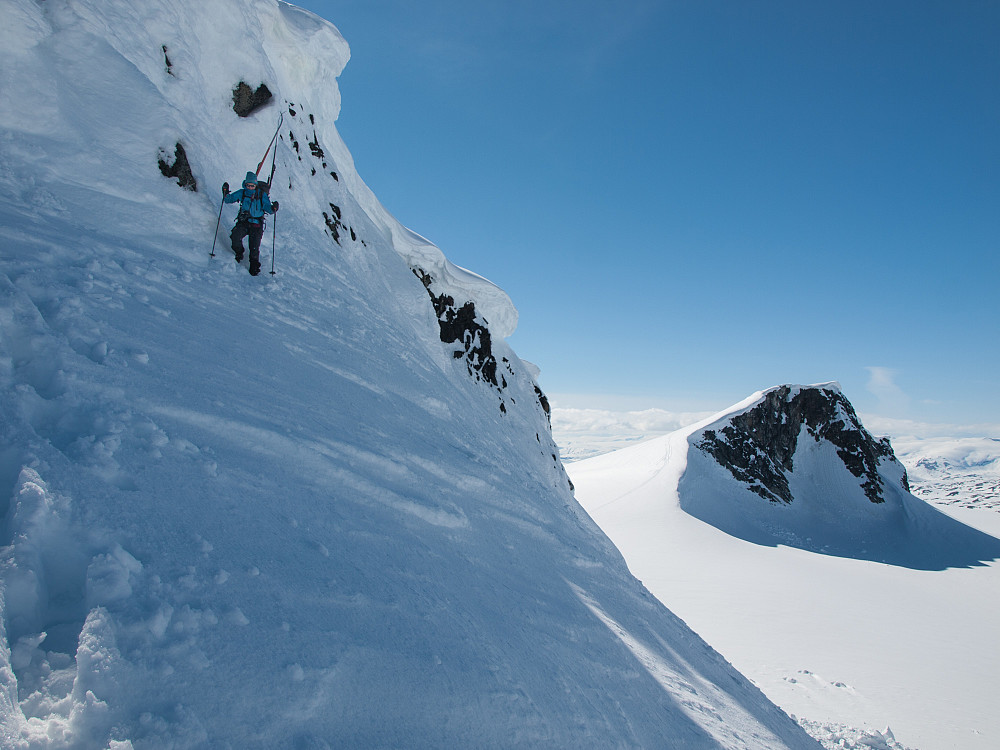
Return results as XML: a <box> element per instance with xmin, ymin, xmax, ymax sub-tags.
<box><xmin>0</xmin><ymin>0</ymin><xmax>825</xmax><ymax>748</ymax></box>
<box><xmin>568</xmin><ymin>388</ymin><xmax>1000</xmax><ymax>750</ymax></box>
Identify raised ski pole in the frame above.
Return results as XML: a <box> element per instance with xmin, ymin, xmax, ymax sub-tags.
<box><xmin>270</xmin><ymin>211</ymin><xmax>277</xmax><ymax>276</ymax></box>
<box><xmin>210</xmin><ymin>184</ymin><xmax>228</xmax><ymax>258</ymax></box>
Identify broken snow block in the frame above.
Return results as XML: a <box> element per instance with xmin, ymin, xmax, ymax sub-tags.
<box><xmin>232</xmin><ymin>82</ymin><xmax>272</xmax><ymax>117</ymax></box>
<box><xmin>158</xmin><ymin>142</ymin><xmax>197</xmax><ymax>191</ymax></box>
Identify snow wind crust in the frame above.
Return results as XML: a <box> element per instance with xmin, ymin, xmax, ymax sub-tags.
<box><xmin>0</xmin><ymin>1</ymin><xmax>820</xmax><ymax>747</ymax></box>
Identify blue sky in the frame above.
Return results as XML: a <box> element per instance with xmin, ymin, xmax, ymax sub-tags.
<box><xmin>292</xmin><ymin>0</ymin><xmax>999</xmax><ymax>430</ymax></box>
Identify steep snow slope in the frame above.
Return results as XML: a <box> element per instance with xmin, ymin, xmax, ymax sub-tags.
<box><xmin>570</xmin><ymin>385</ymin><xmax>1000</xmax><ymax>750</ymax></box>
<box><xmin>0</xmin><ymin>1</ymin><xmax>821</xmax><ymax>748</ymax></box>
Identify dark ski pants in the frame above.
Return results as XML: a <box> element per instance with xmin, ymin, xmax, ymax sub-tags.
<box><xmin>231</xmin><ymin>220</ymin><xmax>264</xmax><ymax>272</ymax></box>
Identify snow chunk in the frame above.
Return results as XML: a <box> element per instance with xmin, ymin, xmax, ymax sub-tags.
<box><xmin>86</xmin><ymin>546</ymin><xmax>143</xmax><ymax>608</ymax></box>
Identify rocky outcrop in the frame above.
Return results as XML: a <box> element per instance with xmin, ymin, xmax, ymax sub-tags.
<box><xmin>413</xmin><ymin>267</ymin><xmax>499</xmax><ymax>388</ymax></box>
<box><xmin>696</xmin><ymin>385</ymin><xmax>908</xmax><ymax>504</ymax></box>
<box><xmin>410</xmin><ymin>268</ymin><xmax>554</xmax><ymax>424</ymax></box>
<box><xmin>534</xmin><ymin>385</ymin><xmax>551</xmax><ymax>427</ymax></box>
<box><xmin>281</xmin><ymin>105</ymin><xmax>361</xmax><ymax>246</ymax></box>
<box><xmin>157</xmin><ymin>142</ymin><xmax>197</xmax><ymax>191</ymax></box>
<box><xmin>232</xmin><ymin>82</ymin><xmax>272</xmax><ymax>117</ymax></box>
<box><xmin>162</xmin><ymin>45</ymin><xmax>174</xmax><ymax>76</ymax></box>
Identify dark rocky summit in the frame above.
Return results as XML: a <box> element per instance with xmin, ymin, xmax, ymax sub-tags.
<box><xmin>683</xmin><ymin>385</ymin><xmax>1000</xmax><ymax>569</ymax></box>
<box><xmin>696</xmin><ymin>385</ymin><xmax>908</xmax><ymax>504</ymax></box>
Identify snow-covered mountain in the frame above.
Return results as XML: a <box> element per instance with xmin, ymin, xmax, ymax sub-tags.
<box><xmin>569</xmin><ymin>385</ymin><xmax>1000</xmax><ymax>750</ymax></box>
<box><xmin>680</xmin><ymin>383</ymin><xmax>1000</xmax><ymax>569</ymax></box>
<box><xmin>0</xmin><ymin>1</ymin><xmax>825</xmax><ymax>748</ymax></box>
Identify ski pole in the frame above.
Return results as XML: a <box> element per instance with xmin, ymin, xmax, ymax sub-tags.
<box><xmin>210</xmin><ymin>184</ymin><xmax>227</xmax><ymax>257</ymax></box>
<box><xmin>270</xmin><ymin>211</ymin><xmax>277</xmax><ymax>275</ymax></box>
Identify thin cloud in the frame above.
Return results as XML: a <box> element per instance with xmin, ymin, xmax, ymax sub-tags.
<box><xmin>859</xmin><ymin>414</ymin><xmax>1000</xmax><ymax>440</ymax></box>
<box><xmin>866</xmin><ymin>366</ymin><xmax>910</xmax><ymax>415</ymax></box>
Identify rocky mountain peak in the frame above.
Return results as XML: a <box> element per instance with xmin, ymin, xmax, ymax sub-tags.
<box><xmin>696</xmin><ymin>384</ymin><xmax>909</xmax><ymax>505</ymax></box>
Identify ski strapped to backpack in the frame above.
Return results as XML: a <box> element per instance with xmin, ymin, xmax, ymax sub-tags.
<box><xmin>255</xmin><ymin>112</ymin><xmax>283</xmax><ymax>192</ymax></box>
<box><xmin>259</xmin><ymin>112</ymin><xmax>282</xmax><ymax>273</ymax></box>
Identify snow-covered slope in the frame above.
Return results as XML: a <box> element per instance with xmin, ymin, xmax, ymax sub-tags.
<box><xmin>680</xmin><ymin>383</ymin><xmax>1000</xmax><ymax>569</ymax></box>
<box><xmin>0</xmin><ymin>1</ymin><xmax>823</xmax><ymax>747</ymax></box>
<box><xmin>569</xmin><ymin>385</ymin><xmax>1000</xmax><ymax>750</ymax></box>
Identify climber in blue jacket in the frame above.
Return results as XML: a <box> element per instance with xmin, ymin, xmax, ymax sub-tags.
<box><xmin>222</xmin><ymin>171</ymin><xmax>278</xmax><ymax>276</ymax></box>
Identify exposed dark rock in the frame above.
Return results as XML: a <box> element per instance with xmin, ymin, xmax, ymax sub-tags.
<box><xmin>308</xmin><ymin>132</ymin><xmax>324</xmax><ymax>160</ymax></box>
<box><xmin>500</xmin><ymin>358</ymin><xmax>516</xmax><ymax>391</ymax></box>
<box><xmin>412</xmin><ymin>268</ymin><xmax>498</xmax><ymax>388</ymax></box>
<box><xmin>322</xmin><ymin>203</ymin><xmax>343</xmax><ymax>244</ymax></box>
<box><xmin>162</xmin><ymin>45</ymin><xmax>174</xmax><ymax>76</ymax></box>
<box><xmin>232</xmin><ymin>82</ymin><xmax>272</xmax><ymax>117</ymax></box>
<box><xmin>696</xmin><ymin>385</ymin><xmax>908</xmax><ymax>504</ymax></box>
<box><xmin>409</xmin><ymin>269</ymin><xmax>553</xmax><ymax>423</ymax></box>
<box><xmin>534</xmin><ymin>385</ymin><xmax>551</xmax><ymax>427</ymax></box>
<box><xmin>158</xmin><ymin>142</ymin><xmax>197</xmax><ymax>191</ymax></box>
<box><xmin>321</xmin><ymin>204</ymin><xmax>361</xmax><ymax>245</ymax></box>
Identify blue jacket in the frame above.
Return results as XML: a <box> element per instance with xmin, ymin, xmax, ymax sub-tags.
<box><xmin>225</xmin><ymin>171</ymin><xmax>274</xmax><ymax>223</ymax></box>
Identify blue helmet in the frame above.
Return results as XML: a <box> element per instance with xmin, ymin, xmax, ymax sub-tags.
<box><xmin>243</xmin><ymin>171</ymin><xmax>258</xmax><ymax>189</ymax></box>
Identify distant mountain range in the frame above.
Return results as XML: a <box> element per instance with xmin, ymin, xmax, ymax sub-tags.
<box><xmin>893</xmin><ymin>436</ymin><xmax>1000</xmax><ymax>510</ymax></box>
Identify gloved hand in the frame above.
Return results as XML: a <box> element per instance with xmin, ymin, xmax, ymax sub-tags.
<box><xmin>271</xmin><ymin>201</ymin><xmax>279</xmax><ymax>212</ymax></box>
<box><xmin>222</xmin><ymin>182</ymin><xmax>230</xmax><ymax>195</ymax></box>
